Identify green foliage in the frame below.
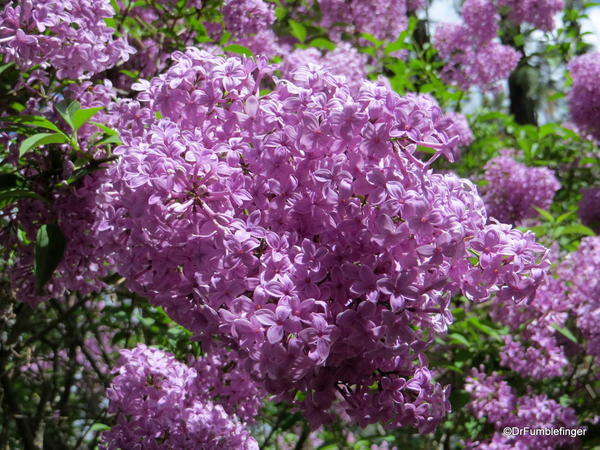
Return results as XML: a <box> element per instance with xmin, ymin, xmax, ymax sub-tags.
<box><xmin>34</xmin><ymin>224</ymin><xmax>67</xmax><ymax>295</ymax></box>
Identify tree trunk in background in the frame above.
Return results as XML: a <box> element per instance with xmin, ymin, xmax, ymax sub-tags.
<box><xmin>508</xmin><ymin>66</ymin><xmax>538</xmax><ymax>125</ymax></box>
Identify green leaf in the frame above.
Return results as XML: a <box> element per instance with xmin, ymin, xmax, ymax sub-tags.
<box><xmin>34</xmin><ymin>224</ymin><xmax>67</xmax><ymax>295</ymax></box>
<box><xmin>55</xmin><ymin>100</ymin><xmax>81</xmax><ymax>130</ymax></box>
<box><xmin>90</xmin><ymin>423</ymin><xmax>111</xmax><ymax>432</ymax></box>
<box><xmin>223</xmin><ymin>44</ymin><xmax>254</xmax><ymax>57</ymax></box>
<box><xmin>73</xmin><ymin>107</ymin><xmax>104</xmax><ymax>131</ymax></box>
<box><xmin>97</xmin><ymin>134</ymin><xmax>122</xmax><ymax>146</ymax></box>
<box><xmin>555</xmin><ymin>209</ymin><xmax>577</xmax><ymax>225</ymax></box>
<box><xmin>552</xmin><ymin>323</ymin><xmax>578</xmax><ymax>343</ymax></box>
<box><xmin>19</xmin><ymin>132</ymin><xmax>68</xmax><ymax>157</ymax></box>
<box><xmin>89</xmin><ymin>121</ymin><xmax>118</xmax><ymax>136</ymax></box>
<box><xmin>0</xmin><ymin>115</ymin><xmax>63</xmax><ymax>133</ymax></box>
<box><xmin>448</xmin><ymin>333</ymin><xmax>471</xmax><ymax>347</ymax></box>
<box><xmin>0</xmin><ymin>189</ymin><xmax>47</xmax><ymax>205</ymax></box>
<box><xmin>533</xmin><ymin>206</ymin><xmax>554</xmax><ymax>223</ymax></box>
<box><xmin>539</xmin><ymin>123</ymin><xmax>558</xmax><ymax>139</ymax></box>
<box><xmin>275</xmin><ymin>5</ymin><xmax>286</xmax><ymax>20</ymax></box>
<box><xmin>289</xmin><ymin>20</ymin><xmax>306</xmax><ymax>43</ymax></box>
<box><xmin>360</xmin><ymin>32</ymin><xmax>382</xmax><ymax>46</ymax></box>
<box><xmin>557</xmin><ymin>224</ymin><xmax>595</xmax><ymax>237</ymax></box>
<box><xmin>309</xmin><ymin>38</ymin><xmax>336</xmax><ymax>50</ymax></box>
<box><xmin>0</xmin><ymin>62</ymin><xmax>14</xmax><ymax>76</ymax></box>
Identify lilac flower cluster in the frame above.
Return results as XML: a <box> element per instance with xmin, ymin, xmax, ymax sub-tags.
<box><xmin>93</xmin><ymin>49</ymin><xmax>549</xmax><ymax>431</ymax></box>
<box><xmin>568</xmin><ymin>52</ymin><xmax>600</xmax><ymax>142</ymax></box>
<box><xmin>433</xmin><ymin>0</ymin><xmax>520</xmax><ymax>90</ymax></box>
<box><xmin>102</xmin><ymin>344</ymin><xmax>258</xmax><ymax>449</ymax></box>
<box><xmin>559</xmin><ymin>237</ymin><xmax>600</xmax><ymax>362</ymax></box>
<box><xmin>465</xmin><ymin>368</ymin><xmax>578</xmax><ymax>449</ymax></box>
<box><xmin>0</xmin><ymin>0</ymin><xmax>134</xmax><ymax>79</ymax></box>
<box><xmin>281</xmin><ymin>43</ymin><xmax>368</xmax><ymax>88</ymax></box>
<box><xmin>490</xmin><ymin>275</ymin><xmax>569</xmax><ymax>379</ymax></box>
<box><xmin>578</xmin><ymin>186</ymin><xmax>600</xmax><ymax>233</ymax></box>
<box><xmin>191</xmin><ymin>346</ymin><xmax>266</xmax><ymax>423</ymax></box>
<box><xmin>497</xmin><ymin>0</ymin><xmax>564</xmax><ymax>31</ymax></box>
<box><xmin>221</xmin><ymin>0</ymin><xmax>280</xmax><ymax>57</ymax></box>
<box><xmin>318</xmin><ymin>0</ymin><xmax>411</xmax><ymax>41</ymax></box>
<box><xmin>482</xmin><ymin>150</ymin><xmax>561</xmax><ymax>225</ymax></box>
<box><xmin>223</xmin><ymin>0</ymin><xmax>274</xmax><ymax>38</ymax></box>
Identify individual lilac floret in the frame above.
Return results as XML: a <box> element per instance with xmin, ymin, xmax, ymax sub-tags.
<box><xmin>0</xmin><ymin>0</ymin><xmax>135</xmax><ymax>79</ymax></box>
<box><xmin>102</xmin><ymin>344</ymin><xmax>258</xmax><ymax>450</ymax></box>
<box><xmin>578</xmin><ymin>186</ymin><xmax>600</xmax><ymax>233</ymax></box>
<box><xmin>482</xmin><ymin>150</ymin><xmax>560</xmax><ymax>225</ymax></box>
<box><xmin>568</xmin><ymin>52</ymin><xmax>600</xmax><ymax>142</ymax></box>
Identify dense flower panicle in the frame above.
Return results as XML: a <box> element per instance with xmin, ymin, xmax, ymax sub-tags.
<box><xmin>578</xmin><ymin>186</ymin><xmax>600</xmax><ymax>233</ymax></box>
<box><xmin>319</xmin><ymin>0</ymin><xmax>410</xmax><ymax>42</ymax></box>
<box><xmin>191</xmin><ymin>347</ymin><xmax>266</xmax><ymax>422</ymax></box>
<box><xmin>559</xmin><ymin>237</ymin><xmax>600</xmax><ymax>361</ymax></box>
<box><xmin>433</xmin><ymin>0</ymin><xmax>526</xmax><ymax>90</ymax></box>
<box><xmin>434</xmin><ymin>24</ymin><xmax>520</xmax><ymax>91</ymax></box>
<box><xmin>462</xmin><ymin>0</ymin><xmax>499</xmax><ymax>45</ymax></box>
<box><xmin>490</xmin><ymin>275</ymin><xmax>569</xmax><ymax>379</ymax></box>
<box><xmin>483</xmin><ymin>151</ymin><xmax>560</xmax><ymax>224</ymax></box>
<box><xmin>0</xmin><ymin>0</ymin><xmax>135</xmax><ymax>79</ymax></box>
<box><xmin>497</xmin><ymin>0</ymin><xmax>564</xmax><ymax>31</ymax></box>
<box><xmin>281</xmin><ymin>43</ymin><xmax>368</xmax><ymax>87</ymax></box>
<box><xmin>93</xmin><ymin>48</ymin><xmax>549</xmax><ymax>431</ymax></box>
<box><xmin>102</xmin><ymin>344</ymin><xmax>258</xmax><ymax>450</ymax></box>
<box><xmin>568</xmin><ymin>52</ymin><xmax>600</xmax><ymax>142</ymax></box>
<box><xmin>223</xmin><ymin>0</ymin><xmax>275</xmax><ymax>38</ymax></box>
<box><xmin>465</xmin><ymin>368</ymin><xmax>579</xmax><ymax>449</ymax></box>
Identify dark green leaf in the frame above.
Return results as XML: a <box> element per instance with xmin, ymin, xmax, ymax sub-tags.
<box><xmin>34</xmin><ymin>224</ymin><xmax>67</xmax><ymax>295</ymax></box>
<box><xmin>19</xmin><ymin>132</ymin><xmax>68</xmax><ymax>157</ymax></box>
<box><xmin>0</xmin><ymin>115</ymin><xmax>62</xmax><ymax>133</ymax></box>
<box><xmin>552</xmin><ymin>323</ymin><xmax>578</xmax><ymax>343</ymax></box>
<box><xmin>0</xmin><ymin>189</ymin><xmax>47</xmax><ymax>208</ymax></box>
<box><xmin>55</xmin><ymin>100</ymin><xmax>80</xmax><ymax>130</ymax></box>
<box><xmin>72</xmin><ymin>107</ymin><xmax>104</xmax><ymax>132</ymax></box>
<box><xmin>0</xmin><ymin>62</ymin><xmax>14</xmax><ymax>76</ymax></box>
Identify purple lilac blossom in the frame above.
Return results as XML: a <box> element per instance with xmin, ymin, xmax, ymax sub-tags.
<box><xmin>559</xmin><ymin>237</ymin><xmax>600</xmax><ymax>362</ymax></box>
<box><xmin>92</xmin><ymin>49</ymin><xmax>549</xmax><ymax>431</ymax></box>
<box><xmin>433</xmin><ymin>0</ymin><xmax>520</xmax><ymax>90</ymax></box>
<box><xmin>102</xmin><ymin>344</ymin><xmax>258</xmax><ymax>450</ymax></box>
<box><xmin>0</xmin><ymin>0</ymin><xmax>135</xmax><ymax>79</ymax></box>
<box><xmin>465</xmin><ymin>368</ymin><xmax>579</xmax><ymax>449</ymax></box>
<box><xmin>490</xmin><ymin>275</ymin><xmax>569</xmax><ymax>379</ymax></box>
<box><xmin>568</xmin><ymin>52</ymin><xmax>600</xmax><ymax>142</ymax></box>
<box><xmin>497</xmin><ymin>0</ymin><xmax>564</xmax><ymax>31</ymax></box>
<box><xmin>281</xmin><ymin>43</ymin><xmax>368</xmax><ymax>88</ymax></box>
<box><xmin>319</xmin><ymin>0</ymin><xmax>411</xmax><ymax>42</ymax></box>
<box><xmin>578</xmin><ymin>186</ymin><xmax>600</xmax><ymax>233</ymax></box>
<box><xmin>482</xmin><ymin>150</ymin><xmax>560</xmax><ymax>225</ymax></box>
